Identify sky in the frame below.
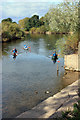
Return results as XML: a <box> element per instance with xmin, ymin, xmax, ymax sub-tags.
<box><xmin>0</xmin><ymin>0</ymin><xmax>77</xmax><ymax>23</ymax></box>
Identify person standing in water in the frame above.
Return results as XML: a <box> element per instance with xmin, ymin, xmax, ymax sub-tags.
<box><xmin>14</xmin><ymin>48</ymin><xmax>17</xmax><ymax>53</ymax></box>
<box><xmin>12</xmin><ymin>48</ymin><xmax>17</xmax><ymax>53</ymax></box>
<box><xmin>52</xmin><ymin>51</ymin><xmax>58</xmax><ymax>64</ymax></box>
<box><xmin>12</xmin><ymin>48</ymin><xmax>18</xmax><ymax>58</ymax></box>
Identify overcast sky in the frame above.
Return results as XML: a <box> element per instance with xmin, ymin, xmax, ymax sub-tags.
<box><xmin>0</xmin><ymin>0</ymin><xmax>73</xmax><ymax>23</ymax></box>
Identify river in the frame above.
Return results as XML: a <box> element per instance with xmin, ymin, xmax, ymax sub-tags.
<box><xmin>2</xmin><ymin>34</ymin><xmax>79</xmax><ymax>118</ymax></box>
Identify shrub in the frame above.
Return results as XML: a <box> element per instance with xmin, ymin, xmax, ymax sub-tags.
<box><xmin>1</xmin><ymin>21</ymin><xmax>25</xmax><ymax>42</ymax></box>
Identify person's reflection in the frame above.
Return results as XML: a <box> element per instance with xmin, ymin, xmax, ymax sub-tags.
<box><xmin>13</xmin><ymin>52</ymin><xmax>17</xmax><ymax>60</ymax></box>
<box><xmin>13</xmin><ymin>55</ymin><xmax>16</xmax><ymax>60</ymax></box>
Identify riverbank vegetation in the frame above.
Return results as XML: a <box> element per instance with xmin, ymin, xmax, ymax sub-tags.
<box><xmin>1</xmin><ymin>1</ymin><xmax>79</xmax><ymax>54</ymax></box>
<box><xmin>56</xmin><ymin>33</ymin><xmax>78</xmax><ymax>55</ymax></box>
<box><xmin>18</xmin><ymin>1</ymin><xmax>79</xmax><ymax>55</ymax></box>
<box><xmin>57</xmin><ymin>100</ymin><xmax>80</xmax><ymax>120</ymax></box>
<box><xmin>18</xmin><ymin>2</ymin><xmax>78</xmax><ymax>34</ymax></box>
<box><xmin>18</xmin><ymin>15</ymin><xmax>45</xmax><ymax>32</ymax></box>
<box><xmin>1</xmin><ymin>18</ymin><xmax>25</xmax><ymax>42</ymax></box>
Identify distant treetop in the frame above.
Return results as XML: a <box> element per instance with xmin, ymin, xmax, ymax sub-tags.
<box><xmin>2</xmin><ymin>18</ymin><xmax>13</xmax><ymax>23</ymax></box>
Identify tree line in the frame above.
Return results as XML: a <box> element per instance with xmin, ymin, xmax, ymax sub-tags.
<box><xmin>18</xmin><ymin>15</ymin><xmax>45</xmax><ymax>32</ymax></box>
<box><xmin>1</xmin><ymin>1</ymin><xmax>79</xmax><ymax>55</ymax></box>
<box><xmin>1</xmin><ymin>1</ymin><xmax>79</xmax><ymax>41</ymax></box>
<box><xmin>18</xmin><ymin>2</ymin><xmax>79</xmax><ymax>34</ymax></box>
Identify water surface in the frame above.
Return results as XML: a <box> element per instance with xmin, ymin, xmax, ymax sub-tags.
<box><xmin>2</xmin><ymin>34</ymin><xmax>79</xmax><ymax>118</ymax></box>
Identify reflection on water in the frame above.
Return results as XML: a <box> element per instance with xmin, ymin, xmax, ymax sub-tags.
<box><xmin>2</xmin><ymin>34</ymin><xmax>79</xmax><ymax>118</ymax></box>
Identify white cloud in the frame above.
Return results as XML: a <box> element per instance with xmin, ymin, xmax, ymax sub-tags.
<box><xmin>31</xmin><ymin>12</ymin><xmax>39</xmax><ymax>17</ymax></box>
<box><xmin>1</xmin><ymin>0</ymin><xmax>74</xmax><ymax>22</ymax></box>
<box><xmin>1</xmin><ymin>2</ymin><xmax>51</xmax><ymax>20</ymax></box>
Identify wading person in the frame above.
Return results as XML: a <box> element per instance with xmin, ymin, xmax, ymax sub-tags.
<box><xmin>52</xmin><ymin>51</ymin><xmax>58</xmax><ymax>64</ymax></box>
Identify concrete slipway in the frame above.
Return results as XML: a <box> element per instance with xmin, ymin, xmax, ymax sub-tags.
<box><xmin>17</xmin><ymin>79</ymin><xmax>80</xmax><ymax>119</ymax></box>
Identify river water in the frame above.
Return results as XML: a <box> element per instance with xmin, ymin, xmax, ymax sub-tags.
<box><xmin>2</xmin><ymin>34</ymin><xmax>79</xmax><ymax>118</ymax></box>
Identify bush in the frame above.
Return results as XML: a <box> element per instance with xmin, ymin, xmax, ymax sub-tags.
<box><xmin>64</xmin><ymin>33</ymin><xmax>78</xmax><ymax>54</ymax></box>
<box><xmin>2</xmin><ymin>31</ymin><xmax>11</xmax><ymax>42</ymax></box>
<box><xmin>1</xmin><ymin>20</ymin><xmax>25</xmax><ymax>42</ymax></box>
<box><xmin>30</xmin><ymin>27</ymin><xmax>36</xmax><ymax>33</ymax></box>
<box><xmin>56</xmin><ymin>33</ymin><xmax>78</xmax><ymax>56</ymax></box>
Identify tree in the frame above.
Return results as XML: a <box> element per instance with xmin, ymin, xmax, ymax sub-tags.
<box><xmin>44</xmin><ymin>2</ymin><xmax>78</xmax><ymax>33</ymax></box>
<box><xmin>40</xmin><ymin>17</ymin><xmax>45</xmax><ymax>26</ymax></box>
<box><xmin>30</xmin><ymin>27</ymin><xmax>36</xmax><ymax>33</ymax></box>
<box><xmin>2</xmin><ymin>18</ymin><xmax>12</xmax><ymax>22</ymax></box>
<box><xmin>44</xmin><ymin>12</ymin><xmax>51</xmax><ymax>31</ymax></box>
<box><xmin>25</xmin><ymin>18</ymin><xmax>32</xmax><ymax>31</ymax></box>
<box><xmin>30</xmin><ymin>15</ymin><xmax>40</xmax><ymax>27</ymax></box>
<box><xmin>18</xmin><ymin>15</ymin><xmax>45</xmax><ymax>31</ymax></box>
<box><xmin>18</xmin><ymin>17</ymin><xmax>29</xmax><ymax>29</ymax></box>
<box><xmin>2</xmin><ymin>20</ymin><xmax>25</xmax><ymax>42</ymax></box>
<box><xmin>25</xmin><ymin>15</ymin><xmax>42</xmax><ymax>31</ymax></box>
